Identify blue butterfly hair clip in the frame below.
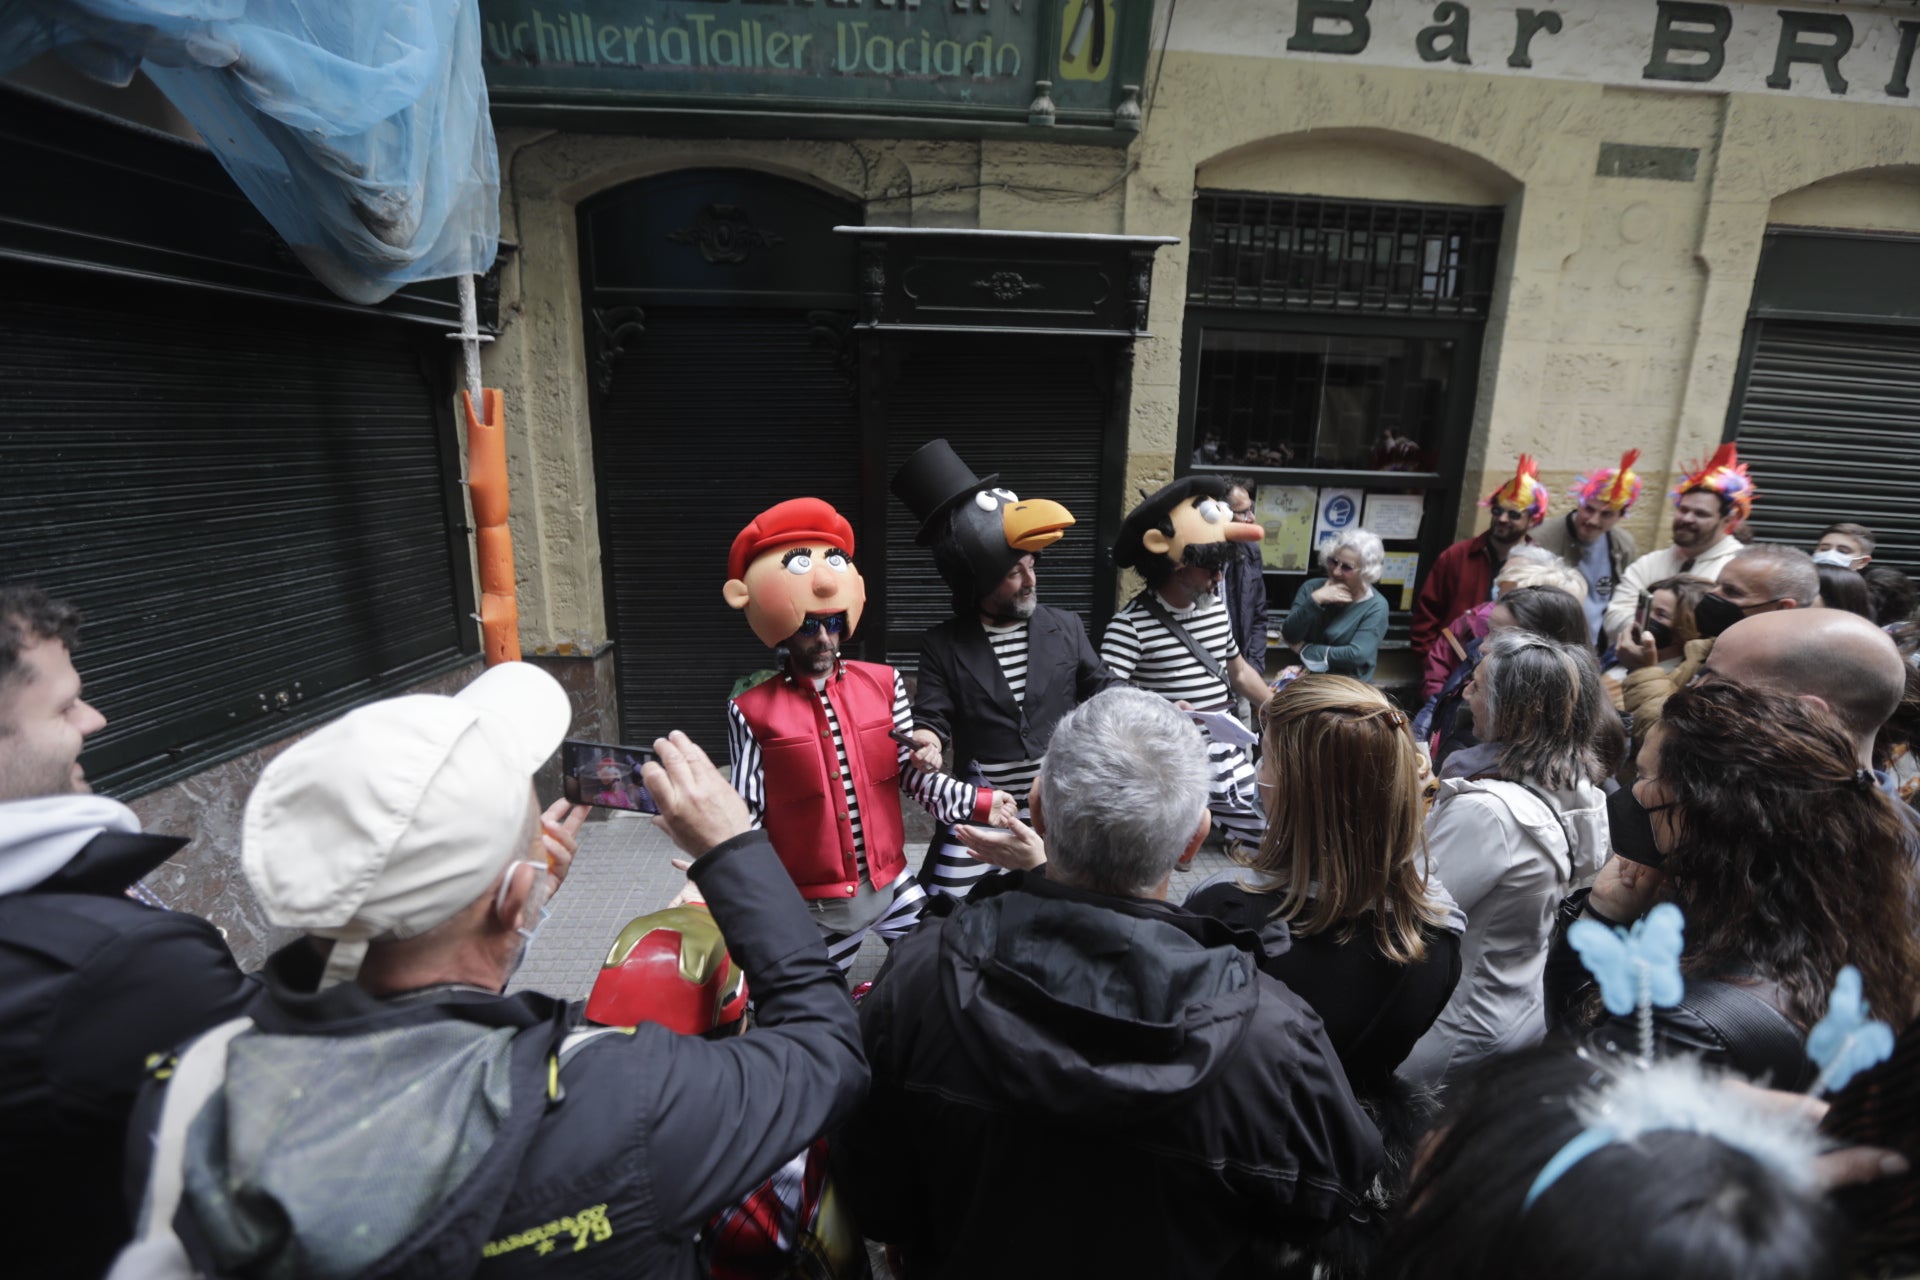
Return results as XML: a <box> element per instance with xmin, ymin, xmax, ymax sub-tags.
<box><xmin>1568</xmin><ymin>902</ymin><xmax>1685</xmax><ymax>1063</ymax></box>
<box><xmin>1806</xmin><ymin>964</ymin><xmax>1895</xmax><ymax>1096</ymax></box>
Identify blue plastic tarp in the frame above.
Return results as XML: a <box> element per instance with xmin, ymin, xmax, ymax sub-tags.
<box><xmin>2</xmin><ymin>0</ymin><xmax>500</xmax><ymax>304</ymax></box>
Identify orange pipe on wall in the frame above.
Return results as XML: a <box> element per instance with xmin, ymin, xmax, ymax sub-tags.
<box><xmin>462</xmin><ymin>387</ymin><xmax>521</xmax><ymax>665</ymax></box>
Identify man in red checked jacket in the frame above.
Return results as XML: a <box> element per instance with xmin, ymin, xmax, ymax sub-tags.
<box><xmin>723</xmin><ymin>497</ymin><xmax>1015</xmax><ymax>974</ymax></box>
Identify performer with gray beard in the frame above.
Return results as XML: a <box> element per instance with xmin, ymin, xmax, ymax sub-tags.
<box><xmin>893</xmin><ymin>440</ymin><xmax>1119</xmax><ymax>897</ymax></box>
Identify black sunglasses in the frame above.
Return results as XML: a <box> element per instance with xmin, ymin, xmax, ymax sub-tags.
<box><xmin>795</xmin><ymin>614</ymin><xmax>847</xmax><ymax>637</ymax></box>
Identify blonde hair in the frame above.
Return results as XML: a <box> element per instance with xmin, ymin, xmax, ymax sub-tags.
<box><xmin>1249</xmin><ymin>676</ymin><xmax>1447</xmax><ymax>964</ymax></box>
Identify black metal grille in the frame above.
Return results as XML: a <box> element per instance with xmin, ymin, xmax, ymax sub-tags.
<box><xmin>1191</xmin><ymin>331</ymin><xmax>1455</xmax><ymax>471</ymax></box>
<box><xmin>1187</xmin><ymin>193</ymin><xmax>1503</xmax><ymax>316</ymax></box>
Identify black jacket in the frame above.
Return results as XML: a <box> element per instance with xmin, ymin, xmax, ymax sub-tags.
<box><xmin>1223</xmin><ymin>540</ymin><xmax>1270</xmax><ymax>668</ymax></box>
<box><xmin>912</xmin><ymin>604</ymin><xmax>1119</xmax><ymax>776</ymax></box>
<box><xmin>127</xmin><ymin>833</ymin><xmax>869</xmax><ymax>1279</ymax></box>
<box><xmin>0</xmin><ymin>830</ymin><xmax>254</xmax><ymax>1280</ymax></box>
<box><xmin>835</xmin><ymin>872</ymin><xmax>1383</xmax><ymax>1278</ymax></box>
<box><xmin>1547</xmin><ymin>892</ymin><xmax>1817</xmax><ymax>1089</ymax></box>
<box><xmin>1183</xmin><ymin>880</ymin><xmax>1462</xmax><ymax>1089</ymax></box>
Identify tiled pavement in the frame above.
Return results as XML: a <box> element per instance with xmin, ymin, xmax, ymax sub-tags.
<box><xmin>509</xmin><ymin>807</ymin><xmax>1242</xmax><ymax>1000</ymax></box>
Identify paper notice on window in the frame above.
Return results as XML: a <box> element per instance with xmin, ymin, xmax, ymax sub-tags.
<box><xmin>1362</xmin><ymin>494</ymin><xmax>1426</xmax><ymax>542</ymax></box>
<box><xmin>1378</xmin><ymin>551</ymin><xmax>1421</xmax><ymax>611</ymax></box>
<box><xmin>1189</xmin><ymin>710</ymin><xmax>1258</xmax><ymax>749</ymax></box>
<box><xmin>1313</xmin><ymin>488</ymin><xmax>1364</xmax><ymax>552</ymax></box>
<box><xmin>1252</xmin><ymin>484</ymin><xmax>1316</xmax><ymax>572</ymax></box>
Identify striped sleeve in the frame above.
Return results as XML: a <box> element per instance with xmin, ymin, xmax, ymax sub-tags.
<box><xmin>1100</xmin><ymin>607</ymin><xmax>1141</xmax><ymax>682</ymax></box>
<box><xmin>892</xmin><ymin>672</ymin><xmax>985</xmax><ymax>826</ymax></box>
<box><xmin>726</xmin><ymin>700</ymin><xmax>767</xmax><ymax>831</ymax></box>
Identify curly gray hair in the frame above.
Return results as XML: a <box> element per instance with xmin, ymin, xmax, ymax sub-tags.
<box><xmin>1325</xmin><ymin>529</ymin><xmax>1386</xmax><ymax>584</ymax></box>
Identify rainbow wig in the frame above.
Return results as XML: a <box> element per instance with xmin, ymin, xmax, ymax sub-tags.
<box><xmin>1670</xmin><ymin>443</ymin><xmax>1756</xmax><ymax>521</ymax></box>
<box><xmin>1570</xmin><ymin>449</ymin><xmax>1643</xmax><ymax>511</ymax></box>
<box><xmin>1483</xmin><ymin>454</ymin><xmax>1550</xmax><ymax>521</ymax></box>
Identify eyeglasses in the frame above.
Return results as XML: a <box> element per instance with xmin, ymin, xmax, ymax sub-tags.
<box><xmin>794</xmin><ymin>614</ymin><xmax>847</xmax><ymax>638</ymax></box>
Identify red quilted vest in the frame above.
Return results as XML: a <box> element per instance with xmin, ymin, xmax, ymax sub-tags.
<box><xmin>732</xmin><ymin>661</ymin><xmax>907</xmax><ymax>900</ymax></box>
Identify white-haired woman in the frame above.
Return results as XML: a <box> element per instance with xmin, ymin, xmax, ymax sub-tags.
<box><xmin>1279</xmin><ymin>529</ymin><xmax>1390</xmax><ymax>681</ymax></box>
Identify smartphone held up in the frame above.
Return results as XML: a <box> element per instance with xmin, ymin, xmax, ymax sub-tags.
<box><xmin>563</xmin><ymin>739</ymin><xmax>660</xmax><ymax>814</ymax></box>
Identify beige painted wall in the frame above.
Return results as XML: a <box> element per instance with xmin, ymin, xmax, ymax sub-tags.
<box><xmin>489</xmin><ymin>40</ymin><xmax>1920</xmax><ymax>648</ymax></box>
<box><xmin>1125</xmin><ymin>52</ymin><xmax>1920</xmax><ymax>557</ymax></box>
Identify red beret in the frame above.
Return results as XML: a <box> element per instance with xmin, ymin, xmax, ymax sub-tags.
<box><xmin>727</xmin><ymin>497</ymin><xmax>857</xmax><ymax>581</ymax></box>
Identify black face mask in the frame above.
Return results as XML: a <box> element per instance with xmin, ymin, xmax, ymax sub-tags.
<box><xmin>1644</xmin><ymin>620</ymin><xmax>1676</xmax><ymax>650</ymax></box>
<box><xmin>1692</xmin><ymin>593</ymin><xmax>1750</xmax><ymax>639</ymax></box>
<box><xmin>1605</xmin><ymin>785</ymin><xmax>1665</xmax><ymax>871</ymax></box>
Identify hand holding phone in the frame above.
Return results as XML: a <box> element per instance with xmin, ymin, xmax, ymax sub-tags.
<box><xmin>1632</xmin><ymin>590</ymin><xmax>1653</xmax><ymax>637</ymax></box>
<box><xmin>562</xmin><ymin>738</ymin><xmax>660</xmax><ymax>814</ymax></box>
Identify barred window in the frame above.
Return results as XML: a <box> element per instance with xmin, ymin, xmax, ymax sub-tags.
<box><xmin>1187</xmin><ymin>192</ymin><xmax>1503</xmax><ymax>317</ymax></box>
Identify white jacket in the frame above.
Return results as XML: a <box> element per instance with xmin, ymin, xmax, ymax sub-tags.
<box><xmin>1601</xmin><ymin>534</ymin><xmax>1744</xmax><ymax>640</ymax></box>
<box><xmin>1401</xmin><ymin>776</ymin><xmax>1609</xmax><ymax>1087</ymax></box>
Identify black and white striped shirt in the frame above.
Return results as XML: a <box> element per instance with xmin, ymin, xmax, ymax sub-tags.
<box><xmin>983</xmin><ymin>620</ymin><xmax>1029</xmax><ymax>705</ymax></box>
<box><xmin>976</xmin><ymin>620</ymin><xmax>1041</xmax><ymax>819</ymax></box>
<box><xmin>728</xmin><ymin>668</ymin><xmax>984</xmax><ymax>881</ymax></box>
<box><xmin>1100</xmin><ymin>591</ymin><xmax>1239</xmax><ymax>711</ymax></box>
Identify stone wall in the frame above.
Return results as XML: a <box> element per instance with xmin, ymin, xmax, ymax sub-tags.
<box><xmin>1131</xmin><ymin>42</ymin><xmax>1920</xmax><ymax>555</ymax></box>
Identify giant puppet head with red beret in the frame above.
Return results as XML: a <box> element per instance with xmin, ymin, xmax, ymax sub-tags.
<box><xmin>723</xmin><ymin>497</ymin><xmax>867</xmax><ymax>649</ymax></box>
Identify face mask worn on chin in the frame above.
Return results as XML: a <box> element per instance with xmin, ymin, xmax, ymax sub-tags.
<box><xmin>1692</xmin><ymin>593</ymin><xmax>1750</xmax><ymax>639</ymax></box>
<box><xmin>1812</xmin><ymin>549</ymin><xmax>1858</xmax><ymax>569</ymax></box>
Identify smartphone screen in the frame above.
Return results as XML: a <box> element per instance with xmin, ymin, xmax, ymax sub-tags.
<box><xmin>562</xmin><ymin>739</ymin><xmax>660</xmax><ymax>814</ymax></box>
<box><xmin>1633</xmin><ymin>590</ymin><xmax>1652</xmax><ymax>635</ymax></box>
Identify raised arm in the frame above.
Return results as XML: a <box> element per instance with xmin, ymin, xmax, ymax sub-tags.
<box><xmin>638</xmin><ymin>734</ymin><xmax>869</xmax><ymax>1231</ymax></box>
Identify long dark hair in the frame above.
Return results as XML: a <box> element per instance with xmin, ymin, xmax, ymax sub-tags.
<box><xmin>1815</xmin><ymin>564</ymin><xmax>1875</xmax><ymax>620</ymax></box>
<box><xmin>1378</xmin><ymin>1048</ymin><xmax>1845</xmax><ymax>1280</ymax></box>
<box><xmin>1656</xmin><ymin>678</ymin><xmax>1920</xmax><ymax>1027</ymax></box>
<box><xmin>1649</xmin><ymin>574</ymin><xmax>1714</xmax><ymax>646</ymax></box>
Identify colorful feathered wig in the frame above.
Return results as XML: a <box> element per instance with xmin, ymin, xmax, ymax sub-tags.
<box><xmin>1483</xmin><ymin>454</ymin><xmax>1550</xmax><ymax>521</ymax></box>
<box><xmin>1570</xmin><ymin>449</ymin><xmax>1643</xmax><ymax>511</ymax></box>
<box><xmin>1670</xmin><ymin>443</ymin><xmax>1756</xmax><ymax>522</ymax></box>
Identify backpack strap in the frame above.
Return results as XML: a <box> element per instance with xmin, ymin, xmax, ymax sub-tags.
<box><xmin>108</xmin><ymin>1015</ymin><xmax>255</xmax><ymax>1280</ymax></box>
<box><xmin>1680</xmin><ymin>980</ymin><xmax>1812</xmax><ymax>1088</ymax></box>
<box><xmin>1516</xmin><ymin>782</ymin><xmax>1580</xmax><ymax>883</ymax></box>
<box><xmin>1136</xmin><ymin>592</ymin><xmax>1232</xmax><ymax>696</ymax></box>
<box><xmin>1471</xmin><ymin>780</ymin><xmax>1577</xmax><ymax>883</ymax></box>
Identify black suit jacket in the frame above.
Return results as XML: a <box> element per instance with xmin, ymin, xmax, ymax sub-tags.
<box><xmin>913</xmin><ymin>604</ymin><xmax>1121</xmax><ymax>778</ymax></box>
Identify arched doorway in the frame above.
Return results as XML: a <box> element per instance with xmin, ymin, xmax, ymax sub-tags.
<box><xmin>580</xmin><ymin>169</ymin><xmax>863</xmax><ymax>752</ymax></box>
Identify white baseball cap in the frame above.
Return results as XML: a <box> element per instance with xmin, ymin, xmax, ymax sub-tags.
<box><xmin>242</xmin><ymin>661</ymin><xmax>572</xmax><ymax>983</ymax></box>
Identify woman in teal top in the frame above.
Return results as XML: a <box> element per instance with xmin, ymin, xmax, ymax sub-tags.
<box><xmin>1281</xmin><ymin>528</ymin><xmax>1391</xmax><ymax>682</ymax></box>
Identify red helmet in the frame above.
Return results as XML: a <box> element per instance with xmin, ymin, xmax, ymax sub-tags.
<box><xmin>585</xmin><ymin>905</ymin><xmax>749</xmax><ymax>1035</ymax></box>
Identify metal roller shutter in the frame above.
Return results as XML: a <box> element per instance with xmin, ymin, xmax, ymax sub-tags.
<box><xmin>879</xmin><ymin>336</ymin><xmax>1116</xmax><ymax>667</ymax></box>
<box><xmin>1730</xmin><ymin>319</ymin><xmax>1920</xmax><ymax>574</ymax></box>
<box><xmin>595</xmin><ymin>308</ymin><xmax>861</xmax><ymax>754</ymax></box>
<box><xmin>1</xmin><ymin>264</ymin><xmax>473</xmax><ymax>795</ymax></box>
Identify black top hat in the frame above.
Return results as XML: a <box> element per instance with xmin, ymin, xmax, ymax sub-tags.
<box><xmin>891</xmin><ymin>439</ymin><xmax>1001</xmax><ymax>545</ymax></box>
